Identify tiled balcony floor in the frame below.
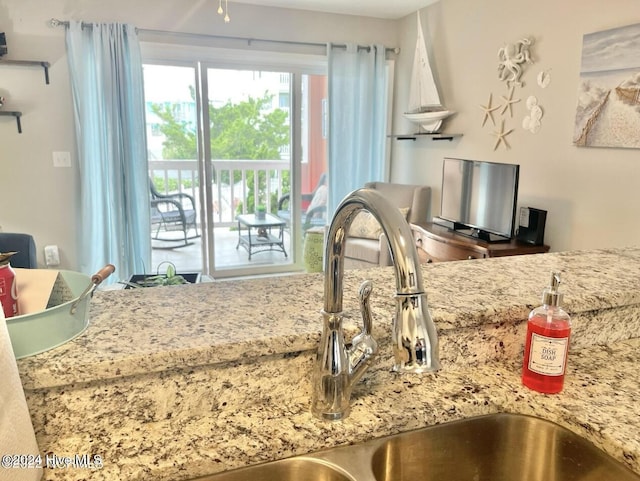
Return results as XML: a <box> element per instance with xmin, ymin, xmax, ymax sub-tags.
<box><xmin>151</xmin><ymin>226</ymin><xmax>295</xmax><ymax>276</ymax></box>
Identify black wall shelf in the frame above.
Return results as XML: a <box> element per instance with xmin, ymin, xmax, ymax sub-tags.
<box><xmin>388</xmin><ymin>132</ymin><xmax>462</xmax><ymax>141</ymax></box>
<box><xmin>0</xmin><ymin>111</ymin><xmax>22</xmax><ymax>133</ymax></box>
<box><xmin>0</xmin><ymin>58</ymin><xmax>51</xmax><ymax>133</ymax></box>
<box><xmin>0</xmin><ymin>59</ymin><xmax>51</xmax><ymax>84</ymax></box>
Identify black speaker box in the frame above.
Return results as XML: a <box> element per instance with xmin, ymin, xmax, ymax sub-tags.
<box><xmin>516</xmin><ymin>207</ymin><xmax>547</xmax><ymax>245</ymax></box>
<box><xmin>0</xmin><ymin>33</ymin><xmax>6</xmax><ymax>57</ymax></box>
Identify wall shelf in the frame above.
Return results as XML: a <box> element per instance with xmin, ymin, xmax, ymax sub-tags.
<box><xmin>0</xmin><ymin>111</ymin><xmax>22</xmax><ymax>133</ymax></box>
<box><xmin>0</xmin><ymin>58</ymin><xmax>51</xmax><ymax>134</ymax></box>
<box><xmin>0</xmin><ymin>59</ymin><xmax>51</xmax><ymax>84</ymax></box>
<box><xmin>388</xmin><ymin>132</ymin><xmax>462</xmax><ymax>141</ymax></box>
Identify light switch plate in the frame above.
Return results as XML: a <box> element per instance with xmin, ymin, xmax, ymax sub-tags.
<box><xmin>44</xmin><ymin>245</ymin><xmax>60</xmax><ymax>266</ymax></box>
<box><xmin>52</xmin><ymin>151</ymin><xmax>71</xmax><ymax>168</ymax></box>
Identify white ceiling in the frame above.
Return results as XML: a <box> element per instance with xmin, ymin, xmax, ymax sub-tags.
<box><xmin>234</xmin><ymin>0</ymin><xmax>439</xmax><ymax>19</ymax></box>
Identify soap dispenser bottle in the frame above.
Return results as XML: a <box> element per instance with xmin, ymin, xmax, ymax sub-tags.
<box><xmin>522</xmin><ymin>271</ymin><xmax>571</xmax><ymax>394</ymax></box>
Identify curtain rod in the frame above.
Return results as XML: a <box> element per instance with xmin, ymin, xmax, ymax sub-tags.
<box><xmin>48</xmin><ymin>18</ymin><xmax>400</xmax><ymax>54</ymax></box>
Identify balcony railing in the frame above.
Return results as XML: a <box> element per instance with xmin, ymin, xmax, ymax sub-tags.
<box><xmin>149</xmin><ymin>159</ymin><xmax>290</xmax><ymax>228</ymax></box>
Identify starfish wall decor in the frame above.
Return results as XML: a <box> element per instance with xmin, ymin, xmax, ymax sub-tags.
<box><xmin>500</xmin><ymin>85</ymin><xmax>521</xmax><ymax>117</ymax></box>
<box><xmin>479</xmin><ymin>93</ymin><xmax>500</xmax><ymax>127</ymax></box>
<box><xmin>479</xmin><ymin>35</ymin><xmax>538</xmax><ymax>150</ymax></box>
<box><xmin>492</xmin><ymin>119</ymin><xmax>514</xmax><ymax>150</ymax></box>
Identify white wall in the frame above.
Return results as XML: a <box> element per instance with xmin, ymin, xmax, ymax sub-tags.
<box><xmin>390</xmin><ymin>0</ymin><xmax>640</xmax><ymax>253</ymax></box>
<box><xmin>0</xmin><ymin>0</ymin><xmax>399</xmax><ymax>270</ymax></box>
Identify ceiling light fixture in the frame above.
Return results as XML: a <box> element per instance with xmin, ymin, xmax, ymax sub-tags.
<box><xmin>217</xmin><ymin>0</ymin><xmax>230</xmax><ymax>23</ymax></box>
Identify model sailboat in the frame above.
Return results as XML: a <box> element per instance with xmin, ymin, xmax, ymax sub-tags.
<box><xmin>403</xmin><ymin>12</ymin><xmax>453</xmax><ymax>133</ymax></box>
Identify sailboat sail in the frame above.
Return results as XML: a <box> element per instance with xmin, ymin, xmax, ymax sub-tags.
<box><xmin>407</xmin><ymin>13</ymin><xmax>441</xmax><ymax>112</ymax></box>
<box><xmin>404</xmin><ymin>12</ymin><xmax>453</xmax><ymax>132</ymax></box>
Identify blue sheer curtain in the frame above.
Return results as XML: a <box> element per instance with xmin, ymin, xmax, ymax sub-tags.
<box><xmin>327</xmin><ymin>43</ymin><xmax>389</xmax><ymax>216</ymax></box>
<box><xmin>65</xmin><ymin>21</ymin><xmax>150</xmax><ymax>281</ymax></box>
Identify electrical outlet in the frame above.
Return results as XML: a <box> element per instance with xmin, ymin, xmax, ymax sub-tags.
<box><xmin>44</xmin><ymin>245</ymin><xmax>60</xmax><ymax>266</ymax></box>
<box><xmin>52</xmin><ymin>151</ymin><xmax>71</xmax><ymax>168</ymax></box>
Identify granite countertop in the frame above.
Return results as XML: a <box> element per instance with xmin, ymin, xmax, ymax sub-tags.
<box><xmin>16</xmin><ymin>247</ymin><xmax>640</xmax><ymax>480</ymax></box>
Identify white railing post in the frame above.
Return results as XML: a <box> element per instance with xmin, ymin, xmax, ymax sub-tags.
<box><xmin>149</xmin><ymin>159</ymin><xmax>289</xmax><ymax>228</ymax></box>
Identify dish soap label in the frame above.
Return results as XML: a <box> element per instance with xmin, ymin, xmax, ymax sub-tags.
<box><xmin>522</xmin><ymin>271</ymin><xmax>571</xmax><ymax>394</ymax></box>
<box><xmin>527</xmin><ymin>332</ymin><xmax>569</xmax><ymax>376</ymax></box>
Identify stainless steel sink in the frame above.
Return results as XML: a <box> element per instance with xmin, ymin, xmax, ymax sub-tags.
<box><xmin>191</xmin><ymin>457</ymin><xmax>355</xmax><ymax>481</ymax></box>
<box><xmin>370</xmin><ymin>413</ymin><xmax>639</xmax><ymax>481</ymax></box>
<box><xmin>192</xmin><ymin>413</ymin><xmax>640</xmax><ymax>481</ymax></box>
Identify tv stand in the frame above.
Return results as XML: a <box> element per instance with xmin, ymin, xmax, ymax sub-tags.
<box><xmin>412</xmin><ymin>222</ymin><xmax>549</xmax><ymax>263</ymax></box>
<box><xmin>432</xmin><ymin>217</ymin><xmax>510</xmax><ymax>243</ymax></box>
<box><xmin>455</xmin><ymin>228</ymin><xmax>511</xmax><ymax>243</ymax></box>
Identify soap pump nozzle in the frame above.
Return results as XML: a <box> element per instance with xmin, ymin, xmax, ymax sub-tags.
<box><xmin>542</xmin><ymin>271</ymin><xmax>563</xmax><ymax>307</ymax></box>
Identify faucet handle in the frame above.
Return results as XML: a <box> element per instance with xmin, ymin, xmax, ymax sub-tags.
<box><xmin>358</xmin><ymin>280</ymin><xmax>374</xmax><ymax>336</ymax></box>
<box><xmin>349</xmin><ymin>280</ymin><xmax>378</xmax><ymax>381</ymax></box>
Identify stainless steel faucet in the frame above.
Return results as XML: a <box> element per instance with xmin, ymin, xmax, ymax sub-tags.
<box><xmin>311</xmin><ymin>188</ymin><xmax>440</xmax><ymax>421</ymax></box>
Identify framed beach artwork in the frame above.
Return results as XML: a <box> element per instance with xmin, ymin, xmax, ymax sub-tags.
<box><xmin>573</xmin><ymin>23</ymin><xmax>640</xmax><ymax>149</ymax></box>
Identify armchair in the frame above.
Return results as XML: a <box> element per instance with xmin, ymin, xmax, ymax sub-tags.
<box><xmin>150</xmin><ymin>180</ymin><xmax>200</xmax><ymax>247</ymax></box>
<box><xmin>0</xmin><ymin>233</ymin><xmax>37</xmax><ymax>268</ymax></box>
<box><xmin>344</xmin><ymin>182</ymin><xmax>431</xmax><ymax>269</ymax></box>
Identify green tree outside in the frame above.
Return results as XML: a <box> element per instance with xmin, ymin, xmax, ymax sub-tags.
<box><xmin>151</xmin><ymin>89</ymin><xmax>290</xmax><ymax>213</ymax></box>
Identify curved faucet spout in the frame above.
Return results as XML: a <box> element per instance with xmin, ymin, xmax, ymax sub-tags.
<box><xmin>312</xmin><ymin>188</ymin><xmax>440</xmax><ymax>421</ymax></box>
<box><xmin>323</xmin><ymin>189</ymin><xmax>425</xmax><ymax>314</ymax></box>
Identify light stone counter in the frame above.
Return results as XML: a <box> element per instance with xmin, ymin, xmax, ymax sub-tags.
<box><xmin>15</xmin><ymin>247</ymin><xmax>640</xmax><ymax>480</ymax></box>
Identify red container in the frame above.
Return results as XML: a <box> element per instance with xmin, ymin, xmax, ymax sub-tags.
<box><xmin>0</xmin><ymin>255</ymin><xmax>18</xmax><ymax>318</ymax></box>
<box><xmin>522</xmin><ymin>312</ymin><xmax>571</xmax><ymax>393</ymax></box>
<box><xmin>522</xmin><ymin>272</ymin><xmax>571</xmax><ymax>394</ymax></box>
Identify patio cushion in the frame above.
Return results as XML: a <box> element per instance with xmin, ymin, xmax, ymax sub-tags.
<box><xmin>307</xmin><ymin>184</ymin><xmax>327</xmax><ymax>213</ymax></box>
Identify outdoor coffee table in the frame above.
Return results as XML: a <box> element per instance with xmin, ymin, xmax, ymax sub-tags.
<box><xmin>236</xmin><ymin>213</ymin><xmax>288</xmax><ymax>260</ymax></box>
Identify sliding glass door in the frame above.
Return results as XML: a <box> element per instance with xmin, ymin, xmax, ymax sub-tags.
<box><xmin>200</xmin><ymin>66</ymin><xmax>295</xmax><ymax>277</ymax></box>
<box><xmin>144</xmin><ymin>63</ymin><xmax>204</xmax><ymax>274</ymax></box>
<box><xmin>143</xmin><ymin>52</ymin><xmax>327</xmax><ymax>279</ymax></box>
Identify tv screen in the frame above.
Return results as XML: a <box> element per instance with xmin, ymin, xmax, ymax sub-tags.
<box><xmin>439</xmin><ymin>157</ymin><xmax>520</xmax><ymax>241</ymax></box>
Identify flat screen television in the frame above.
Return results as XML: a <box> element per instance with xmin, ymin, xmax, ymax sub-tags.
<box><xmin>434</xmin><ymin>157</ymin><xmax>520</xmax><ymax>242</ymax></box>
